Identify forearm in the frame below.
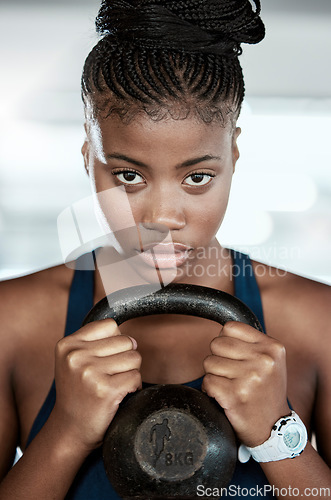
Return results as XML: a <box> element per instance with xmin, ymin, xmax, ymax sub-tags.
<box><xmin>0</xmin><ymin>413</ymin><xmax>90</xmax><ymax>500</ymax></box>
<box><xmin>261</xmin><ymin>442</ymin><xmax>331</xmax><ymax>499</ymax></box>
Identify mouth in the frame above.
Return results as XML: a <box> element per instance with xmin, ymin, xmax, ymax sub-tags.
<box><xmin>134</xmin><ymin>242</ymin><xmax>193</xmax><ymax>269</ymax></box>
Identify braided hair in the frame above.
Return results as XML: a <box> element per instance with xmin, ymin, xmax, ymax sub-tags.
<box><xmin>82</xmin><ymin>0</ymin><xmax>265</xmax><ymax>125</ymax></box>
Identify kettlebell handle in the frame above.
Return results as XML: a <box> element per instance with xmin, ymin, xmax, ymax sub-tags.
<box><xmin>82</xmin><ymin>283</ymin><xmax>263</xmax><ymax>332</ymax></box>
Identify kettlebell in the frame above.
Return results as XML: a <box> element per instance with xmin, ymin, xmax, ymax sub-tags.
<box><xmin>82</xmin><ymin>284</ymin><xmax>263</xmax><ymax>499</ymax></box>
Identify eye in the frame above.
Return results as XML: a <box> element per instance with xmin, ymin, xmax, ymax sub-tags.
<box><xmin>113</xmin><ymin>170</ymin><xmax>144</xmax><ymax>185</ymax></box>
<box><xmin>183</xmin><ymin>172</ymin><xmax>214</xmax><ymax>187</ymax></box>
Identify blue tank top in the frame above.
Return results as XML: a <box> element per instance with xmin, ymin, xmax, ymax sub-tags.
<box><xmin>27</xmin><ymin>250</ymin><xmax>276</xmax><ymax>499</ymax></box>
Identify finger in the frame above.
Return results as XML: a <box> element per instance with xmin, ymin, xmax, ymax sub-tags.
<box><xmin>106</xmin><ymin>370</ymin><xmax>143</xmax><ymax>406</ymax></box>
<box><xmin>204</xmin><ymin>355</ymin><xmax>245</xmax><ymax>379</ymax></box>
<box><xmin>201</xmin><ymin>373</ymin><xmax>235</xmax><ymax>411</ymax></box>
<box><xmin>209</xmin><ymin>335</ymin><xmax>254</xmax><ymax>360</ymax></box>
<box><xmin>204</xmin><ymin>355</ymin><xmax>271</xmax><ymax>383</ymax></box>
<box><xmin>221</xmin><ymin>321</ymin><xmax>265</xmax><ymax>343</ymax></box>
<box><xmin>90</xmin><ymin>349</ymin><xmax>142</xmax><ymax>376</ymax></box>
<box><xmin>62</xmin><ymin>338</ymin><xmax>138</xmax><ymax>372</ymax></box>
<box><xmin>84</xmin><ymin>369</ymin><xmax>143</xmax><ymax>409</ymax></box>
<box><xmin>83</xmin><ymin>334</ymin><xmax>138</xmax><ymax>357</ymax></box>
<box><xmin>76</xmin><ymin>318</ymin><xmax>122</xmax><ymax>342</ymax></box>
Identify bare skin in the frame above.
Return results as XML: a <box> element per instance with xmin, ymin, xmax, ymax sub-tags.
<box><xmin>0</xmin><ymin>114</ymin><xmax>330</xmax><ymax>498</ymax></box>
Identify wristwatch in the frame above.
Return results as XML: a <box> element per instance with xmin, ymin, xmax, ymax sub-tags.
<box><xmin>238</xmin><ymin>411</ymin><xmax>308</xmax><ymax>463</ymax></box>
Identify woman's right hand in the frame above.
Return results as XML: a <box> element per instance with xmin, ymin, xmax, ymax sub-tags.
<box><xmin>51</xmin><ymin>319</ymin><xmax>142</xmax><ymax>454</ymax></box>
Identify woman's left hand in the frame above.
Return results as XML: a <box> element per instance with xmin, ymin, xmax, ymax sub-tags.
<box><xmin>202</xmin><ymin>321</ymin><xmax>291</xmax><ymax>447</ymax></box>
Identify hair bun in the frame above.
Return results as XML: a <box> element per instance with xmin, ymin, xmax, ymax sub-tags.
<box><xmin>96</xmin><ymin>0</ymin><xmax>265</xmax><ymax>56</ymax></box>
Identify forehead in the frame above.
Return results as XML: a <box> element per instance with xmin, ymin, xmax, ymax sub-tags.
<box><xmin>89</xmin><ymin>113</ymin><xmax>233</xmax><ymax>158</ymax></box>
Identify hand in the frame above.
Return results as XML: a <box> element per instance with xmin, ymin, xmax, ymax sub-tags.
<box><xmin>51</xmin><ymin>319</ymin><xmax>142</xmax><ymax>453</ymax></box>
<box><xmin>202</xmin><ymin>321</ymin><xmax>290</xmax><ymax>447</ymax></box>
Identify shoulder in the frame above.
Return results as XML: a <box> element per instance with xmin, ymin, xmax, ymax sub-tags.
<box><xmin>252</xmin><ymin>259</ymin><xmax>330</xmax><ymax>349</ymax></box>
<box><xmin>0</xmin><ymin>264</ymin><xmax>74</xmax><ymax>365</ymax></box>
<box><xmin>0</xmin><ymin>263</ymin><xmax>74</xmax><ymax>320</ymax></box>
<box><xmin>0</xmin><ymin>263</ymin><xmax>73</xmax><ymax>298</ymax></box>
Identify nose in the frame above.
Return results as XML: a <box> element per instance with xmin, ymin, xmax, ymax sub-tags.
<box><xmin>140</xmin><ymin>188</ymin><xmax>186</xmax><ymax>231</ymax></box>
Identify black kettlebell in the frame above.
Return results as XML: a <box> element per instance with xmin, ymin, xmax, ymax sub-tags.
<box><xmin>82</xmin><ymin>284</ymin><xmax>263</xmax><ymax>499</ymax></box>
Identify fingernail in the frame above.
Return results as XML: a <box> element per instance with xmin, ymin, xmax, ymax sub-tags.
<box><xmin>128</xmin><ymin>336</ymin><xmax>138</xmax><ymax>350</ymax></box>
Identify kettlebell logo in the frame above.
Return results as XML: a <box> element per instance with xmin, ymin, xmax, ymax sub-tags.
<box><xmin>135</xmin><ymin>410</ymin><xmax>208</xmax><ymax>481</ymax></box>
<box><xmin>150</xmin><ymin>418</ymin><xmax>171</xmax><ymax>462</ymax></box>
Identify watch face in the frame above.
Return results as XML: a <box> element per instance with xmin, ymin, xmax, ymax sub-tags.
<box><xmin>283</xmin><ymin>424</ymin><xmax>301</xmax><ymax>449</ymax></box>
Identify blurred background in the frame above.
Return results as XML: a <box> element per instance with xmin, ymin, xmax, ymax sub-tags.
<box><xmin>0</xmin><ymin>0</ymin><xmax>330</xmax><ymax>283</ymax></box>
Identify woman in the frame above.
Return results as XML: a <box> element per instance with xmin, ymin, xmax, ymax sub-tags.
<box><xmin>0</xmin><ymin>0</ymin><xmax>330</xmax><ymax>498</ymax></box>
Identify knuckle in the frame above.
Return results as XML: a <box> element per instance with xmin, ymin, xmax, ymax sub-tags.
<box><xmin>126</xmin><ymin>369</ymin><xmax>142</xmax><ymax>390</ymax></box>
<box><xmin>94</xmin><ymin>380</ymin><xmax>109</xmax><ymax>400</ymax></box>
<box><xmin>260</xmin><ymin>353</ymin><xmax>276</xmax><ymax>373</ymax></box>
<box><xmin>247</xmin><ymin>369</ymin><xmax>263</xmax><ymax>384</ymax></box>
<box><xmin>55</xmin><ymin>337</ymin><xmax>69</xmax><ymax>356</ymax></box>
<box><xmin>203</xmin><ymin>373</ymin><xmax>214</xmax><ymax>388</ymax></box>
<box><xmin>269</xmin><ymin>340</ymin><xmax>286</xmax><ymax>359</ymax></box>
<box><xmin>104</xmin><ymin>318</ymin><xmax>121</xmax><ymax>334</ymax></box>
<box><xmin>131</xmin><ymin>368</ymin><xmax>142</xmax><ymax>382</ymax></box>
<box><xmin>81</xmin><ymin>364</ymin><xmax>96</xmax><ymax>382</ymax></box>
<box><xmin>88</xmin><ymin>318</ymin><xmax>120</xmax><ymax>337</ymax></box>
<box><xmin>210</xmin><ymin>337</ymin><xmax>221</xmax><ymax>353</ymax></box>
<box><xmin>103</xmin><ymin>318</ymin><xmax>121</xmax><ymax>337</ymax></box>
<box><xmin>203</xmin><ymin>374</ymin><xmax>221</xmax><ymax>401</ymax></box>
<box><xmin>223</xmin><ymin>321</ymin><xmax>237</xmax><ymax>331</ymax></box>
<box><xmin>203</xmin><ymin>354</ymin><xmax>213</xmax><ymax>371</ymax></box>
<box><xmin>235</xmin><ymin>381</ymin><xmax>250</xmax><ymax>404</ymax></box>
<box><xmin>65</xmin><ymin>349</ymin><xmax>83</xmax><ymax>370</ymax></box>
<box><xmin>130</xmin><ymin>350</ymin><xmax>142</xmax><ymax>366</ymax></box>
<box><xmin>123</xmin><ymin>349</ymin><xmax>142</xmax><ymax>368</ymax></box>
<box><xmin>78</xmin><ymin>367</ymin><xmax>107</xmax><ymax>399</ymax></box>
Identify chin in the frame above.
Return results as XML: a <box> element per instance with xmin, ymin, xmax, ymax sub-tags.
<box><xmin>129</xmin><ymin>261</ymin><xmax>179</xmax><ymax>287</ymax></box>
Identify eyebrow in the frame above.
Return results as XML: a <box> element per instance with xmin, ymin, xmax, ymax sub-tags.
<box><xmin>107</xmin><ymin>153</ymin><xmax>222</xmax><ymax>169</ymax></box>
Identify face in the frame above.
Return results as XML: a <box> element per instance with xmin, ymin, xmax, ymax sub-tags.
<box><xmin>82</xmin><ymin>112</ymin><xmax>240</xmax><ymax>285</ymax></box>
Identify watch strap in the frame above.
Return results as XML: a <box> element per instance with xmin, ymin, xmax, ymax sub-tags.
<box><xmin>239</xmin><ymin>411</ymin><xmax>308</xmax><ymax>463</ymax></box>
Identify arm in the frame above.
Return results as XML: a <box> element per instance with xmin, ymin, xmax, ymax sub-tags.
<box><xmin>259</xmin><ymin>347</ymin><xmax>331</xmax><ymax>499</ymax></box>
<box><xmin>260</xmin><ymin>443</ymin><xmax>331</xmax><ymax>499</ymax></box>
<box><xmin>0</xmin><ymin>274</ymin><xmax>81</xmax><ymax>499</ymax></box>
<box><xmin>0</xmin><ymin>416</ymin><xmax>90</xmax><ymax>500</ymax></box>
<box><xmin>202</xmin><ymin>316</ymin><xmax>331</xmax><ymax>499</ymax></box>
<box><xmin>0</xmin><ymin>359</ymin><xmax>20</xmax><ymax>482</ymax></box>
<box><xmin>0</xmin><ymin>319</ymin><xmax>142</xmax><ymax>499</ymax></box>
<box><xmin>259</xmin><ymin>282</ymin><xmax>331</xmax><ymax>498</ymax></box>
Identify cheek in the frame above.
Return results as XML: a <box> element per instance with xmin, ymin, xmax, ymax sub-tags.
<box><xmin>91</xmin><ymin>182</ymin><xmax>142</xmax><ymax>254</ymax></box>
<box><xmin>190</xmin><ymin>199</ymin><xmax>227</xmax><ymax>243</ymax></box>
<box><xmin>88</xmin><ymin>162</ymin><xmax>134</xmax><ymax>231</ymax></box>
<box><xmin>189</xmin><ymin>179</ymin><xmax>232</xmax><ymax>236</ymax></box>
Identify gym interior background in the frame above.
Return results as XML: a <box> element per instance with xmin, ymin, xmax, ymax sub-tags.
<box><xmin>0</xmin><ymin>0</ymin><xmax>330</xmax><ymax>284</ymax></box>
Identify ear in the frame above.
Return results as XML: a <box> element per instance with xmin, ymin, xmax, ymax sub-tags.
<box><xmin>232</xmin><ymin>127</ymin><xmax>241</xmax><ymax>173</ymax></box>
<box><xmin>81</xmin><ymin>123</ymin><xmax>90</xmax><ymax>176</ymax></box>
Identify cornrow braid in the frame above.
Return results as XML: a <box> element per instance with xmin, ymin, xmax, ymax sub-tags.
<box><xmin>82</xmin><ymin>0</ymin><xmax>265</xmax><ymax>125</ymax></box>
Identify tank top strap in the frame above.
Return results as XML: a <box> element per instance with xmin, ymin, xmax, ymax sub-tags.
<box><xmin>230</xmin><ymin>249</ymin><xmax>266</xmax><ymax>333</ymax></box>
<box><xmin>64</xmin><ymin>257</ymin><xmax>95</xmax><ymax>337</ymax></box>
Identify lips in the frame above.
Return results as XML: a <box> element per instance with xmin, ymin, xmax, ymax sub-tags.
<box><xmin>135</xmin><ymin>242</ymin><xmax>193</xmax><ymax>269</ymax></box>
